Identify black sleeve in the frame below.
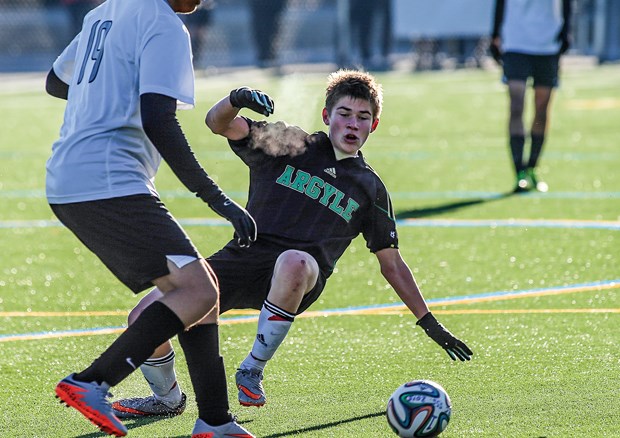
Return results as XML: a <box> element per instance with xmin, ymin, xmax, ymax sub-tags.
<box><xmin>140</xmin><ymin>92</ymin><xmax>222</xmax><ymax>202</ymax></box>
<box><xmin>362</xmin><ymin>177</ymin><xmax>399</xmax><ymax>253</ymax></box>
<box><xmin>491</xmin><ymin>0</ymin><xmax>505</xmax><ymax>38</ymax></box>
<box><xmin>45</xmin><ymin>68</ymin><xmax>69</xmax><ymax>100</ymax></box>
<box><xmin>561</xmin><ymin>0</ymin><xmax>572</xmax><ymax>37</ymax></box>
<box><xmin>227</xmin><ymin>116</ymin><xmax>272</xmax><ymax>167</ymax></box>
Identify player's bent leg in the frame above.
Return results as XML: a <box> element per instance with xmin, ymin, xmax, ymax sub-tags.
<box><xmin>111</xmin><ymin>259</ymin><xmax>219</xmax><ymax>421</ymax></box>
<box><xmin>156</xmin><ymin>258</ymin><xmax>235</xmax><ymax>428</ymax></box>
<box><xmin>236</xmin><ymin>250</ymin><xmax>319</xmax><ymax>407</ymax></box>
<box><xmin>128</xmin><ymin>287</ymin><xmax>174</xmax><ymax>359</ymax></box>
<box><xmin>154</xmin><ymin>258</ymin><xmax>219</xmax><ymax>327</ymax></box>
<box><xmin>269</xmin><ymin>250</ymin><xmax>320</xmax><ymax>312</ymax></box>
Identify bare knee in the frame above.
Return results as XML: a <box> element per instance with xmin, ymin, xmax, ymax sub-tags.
<box><xmin>154</xmin><ymin>258</ymin><xmax>219</xmax><ymax>327</ymax></box>
<box><xmin>274</xmin><ymin>250</ymin><xmax>319</xmax><ymax>294</ymax></box>
<box><xmin>128</xmin><ymin>288</ymin><xmax>164</xmax><ymax>325</ymax></box>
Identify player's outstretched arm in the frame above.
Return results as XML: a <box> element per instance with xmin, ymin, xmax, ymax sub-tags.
<box><xmin>375</xmin><ymin>248</ymin><xmax>473</xmax><ymax>361</ymax></box>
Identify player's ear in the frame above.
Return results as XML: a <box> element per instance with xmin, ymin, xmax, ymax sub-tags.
<box><xmin>371</xmin><ymin>118</ymin><xmax>379</xmax><ymax>132</ymax></box>
<box><xmin>322</xmin><ymin>107</ymin><xmax>330</xmax><ymax>126</ymax></box>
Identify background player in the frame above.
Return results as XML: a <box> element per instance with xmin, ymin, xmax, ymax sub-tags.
<box><xmin>111</xmin><ymin>70</ymin><xmax>473</xmax><ymax>421</ymax></box>
<box><xmin>45</xmin><ymin>0</ymin><xmax>256</xmax><ymax>436</ymax></box>
<box><xmin>490</xmin><ymin>0</ymin><xmax>571</xmax><ymax>192</ymax></box>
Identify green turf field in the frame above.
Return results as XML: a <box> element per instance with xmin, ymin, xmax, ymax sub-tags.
<box><xmin>0</xmin><ymin>64</ymin><xmax>618</xmax><ymax>437</ymax></box>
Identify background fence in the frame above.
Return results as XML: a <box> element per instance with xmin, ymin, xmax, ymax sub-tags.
<box><xmin>0</xmin><ymin>0</ymin><xmax>619</xmax><ymax>73</ymax></box>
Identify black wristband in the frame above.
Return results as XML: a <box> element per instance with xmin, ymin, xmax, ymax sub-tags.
<box><xmin>229</xmin><ymin>88</ymin><xmax>244</xmax><ymax>109</ymax></box>
<box><xmin>416</xmin><ymin>312</ymin><xmax>436</xmax><ymax>330</ymax></box>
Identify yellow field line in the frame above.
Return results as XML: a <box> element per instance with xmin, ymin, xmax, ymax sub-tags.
<box><xmin>1</xmin><ymin>282</ymin><xmax>618</xmax><ymax>318</ymax></box>
<box><xmin>378</xmin><ymin>308</ymin><xmax>620</xmax><ymax>315</ymax></box>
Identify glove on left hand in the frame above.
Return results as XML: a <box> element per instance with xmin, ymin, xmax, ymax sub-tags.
<box><xmin>417</xmin><ymin>312</ymin><xmax>473</xmax><ymax>361</ymax></box>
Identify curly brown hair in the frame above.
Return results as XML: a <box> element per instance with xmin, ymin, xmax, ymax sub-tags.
<box><xmin>325</xmin><ymin>70</ymin><xmax>383</xmax><ymax>119</ymax></box>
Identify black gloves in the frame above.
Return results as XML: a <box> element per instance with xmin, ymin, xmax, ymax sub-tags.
<box><xmin>557</xmin><ymin>30</ymin><xmax>570</xmax><ymax>55</ymax></box>
<box><xmin>229</xmin><ymin>86</ymin><xmax>274</xmax><ymax>117</ymax></box>
<box><xmin>417</xmin><ymin>312</ymin><xmax>473</xmax><ymax>361</ymax></box>
<box><xmin>207</xmin><ymin>193</ymin><xmax>257</xmax><ymax>247</ymax></box>
<box><xmin>197</xmin><ymin>183</ymin><xmax>257</xmax><ymax>248</ymax></box>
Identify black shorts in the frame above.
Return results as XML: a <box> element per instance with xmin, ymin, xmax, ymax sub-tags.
<box><xmin>50</xmin><ymin>195</ymin><xmax>200</xmax><ymax>293</ymax></box>
<box><xmin>502</xmin><ymin>52</ymin><xmax>560</xmax><ymax>88</ymax></box>
<box><xmin>209</xmin><ymin>238</ymin><xmax>327</xmax><ymax>315</ymax></box>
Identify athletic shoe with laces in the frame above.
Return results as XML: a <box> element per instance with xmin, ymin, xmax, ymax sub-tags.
<box><xmin>191</xmin><ymin>417</ymin><xmax>255</xmax><ymax>438</ymax></box>
<box><xmin>514</xmin><ymin>169</ymin><xmax>530</xmax><ymax>193</ymax></box>
<box><xmin>112</xmin><ymin>392</ymin><xmax>186</xmax><ymax>419</ymax></box>
<box><xmin>235</xmin><ymin>368</ymin><xmax>266</xmax><ymax>407</ymax></box>
<box><xmin>526</xmin><ymin>167</ymin><xmax>548</xmax><ymax>192</ymax></box>
<box><xmin>55</xmin><ymin>373</ymin><xmax>127</xmax><ymax>437</ymax></box>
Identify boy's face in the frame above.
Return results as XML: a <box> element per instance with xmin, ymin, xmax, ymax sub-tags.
<box><xmin>323</xmin><ymin>96</ymin><xmax>378</xmax><ymax>156</ymax></box>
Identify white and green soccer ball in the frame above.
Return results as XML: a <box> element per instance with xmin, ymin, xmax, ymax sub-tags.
<box><xmin>386</xmin><ymin>380</ymin><xmax>452</xmax><ymax>437</ymax></box>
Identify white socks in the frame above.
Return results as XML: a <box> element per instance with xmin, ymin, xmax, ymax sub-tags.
<box><xmin>240</xmin><ymin>300</ymin><xmax>294</xmax><ymax>371</ymax></box>
<box><xmin>140</xmin><ymin>350</ymin><xmax>183</xmax><ymax>406</ymax></box>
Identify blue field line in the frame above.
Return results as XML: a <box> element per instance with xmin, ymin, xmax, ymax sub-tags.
<box><xmin>2</xmin><ymin>217</ymin><xmax>619</xmax><ymax>230</ymax></box>
<box><xmin>294</xmin><ymin>279</ymin><xmax>620</xmax><ymax>316</ymax></box>
<box><xmin>0</xmin><ymin>325</ymin><xmax>126</xmax><ymax>341</ymax></box>
<box><xmin>2</xmin><ymin>279</ymin><xmax>618</xmax><ymax>342</ymax></box>
<box><xmin>398</xmin><ymin>218</ymin><xmax>620</xmax><ymax>230</ymax></box>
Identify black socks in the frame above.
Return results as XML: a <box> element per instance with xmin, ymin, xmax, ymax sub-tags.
<box><xmin>75</xmin><ymin>301</ymin><xmax>184</xmax><ymax>386</ymax></box>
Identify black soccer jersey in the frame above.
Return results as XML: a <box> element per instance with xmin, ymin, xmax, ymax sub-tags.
<box><xmin>228</xmin><ymin>117</ymin><xmax>398</xmax><ymax>276</ymax></box>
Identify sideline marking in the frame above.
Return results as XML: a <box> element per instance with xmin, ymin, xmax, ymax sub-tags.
<box><xmin>1</xmin><ymin>279</ymin><xmax>617</xmax><ymax>343</ymax></box>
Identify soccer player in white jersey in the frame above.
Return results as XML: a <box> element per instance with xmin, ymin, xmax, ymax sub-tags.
<box><xmin>490</xmin><ymin>0</ymin><xmax>572</xmax><ymax>192</ymax></box>
<box><xmin>45</xmin><ymin>0</ymin><xmax>256</xmax><ymax>436</ymax></box>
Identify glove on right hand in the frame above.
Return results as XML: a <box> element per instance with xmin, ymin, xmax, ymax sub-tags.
<box><xmin>229</xmin><ymin>87</ymin><xmax>274</xmax><ymax>117</ymax></box>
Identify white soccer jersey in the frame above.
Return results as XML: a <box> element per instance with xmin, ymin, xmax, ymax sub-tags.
<box><xmin>501</xmin><ymin>0</ymin><xmax>564</xmax><ymax>55</ymax></box>
<box><xmin>46</xmin><ymin>0</ymin><xmax>195</xmax><ymax>203</ymax></box>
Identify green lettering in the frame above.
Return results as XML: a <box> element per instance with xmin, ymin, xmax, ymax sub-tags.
<box><xmin>305</xmin><ymin>176</ymin><xmax>325</xmax><ymax>199</ymax></box>
<box><xmin>276</xmin><ymin>165</ymin><xmax>295</xmax><ymax>187</ymax></box>
<box><xmin>319</xmin><ymin>183</ymin><xmax>338</xmax><ymax>206</ymax></box>
<box><xmin>342</xmin><ymin>198</ymin><xmax>360</xmax><ymax>222</ymax></box>
<box><xmin>328</xmin><ymin>190</ymin><xmax>345</xmax><ymax>215</ymax></box>
<box><xmin>290</xmin><ymin>170</ymin><xmax>311</xmax><ymax>192</ymax></box>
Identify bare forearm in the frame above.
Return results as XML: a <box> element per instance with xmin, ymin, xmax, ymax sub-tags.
<box><xmin>205</xmin><ymin>96</ymin><xmax>246</xmax><ymax>139</ymax></box>
<box><xmin>384</xmin><ymin>267</ymin><xmax>430</xmax><ymax>319</ymax></box>
<box><xmin>377</xmin><ymin>250</ymin><xmax>430</xmax><ymax>319</ymax></box>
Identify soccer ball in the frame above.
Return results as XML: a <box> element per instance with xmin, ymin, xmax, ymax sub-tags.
<box><xmin>386</xmin><ymin>380</ymin><xmax>451</xmax><ymax>437</ymax></box>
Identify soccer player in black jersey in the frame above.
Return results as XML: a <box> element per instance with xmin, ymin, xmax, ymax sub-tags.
<box><xmin>112</xmin><ymin>70</ymin><xmax>473</xmax><ymax>419</ymax></box>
